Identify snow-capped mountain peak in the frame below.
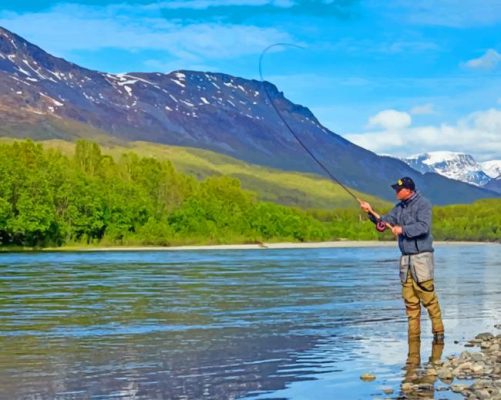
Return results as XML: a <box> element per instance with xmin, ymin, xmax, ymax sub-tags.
<box><xmin>403</xmin><ymin>152</ymin><xmax>492</xmax><ymax>186</ymax></box>
<box><xmin>418</xmin><ymin>151</ymin><xmax>464</xmax><ymax>165</ymax></box>
<box><xmin>481</xmin><ymin>160</ymin><xmax>501</xmax><ymax>179</ymax></box>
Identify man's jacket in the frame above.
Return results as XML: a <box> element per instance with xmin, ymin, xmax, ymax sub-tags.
<box><xmin>382</xmin><ymin>192</ymin><xmax>434</xmax><ymax>256</ymax></box>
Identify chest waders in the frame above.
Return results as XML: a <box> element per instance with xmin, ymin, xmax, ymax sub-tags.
<box><xmin>402</xmin><ymin>254</ymin><xmax>444</xmax><ymax>339</ymax></box>
<box><xmin>405</xmin><ymin>255</ymin><xmax>434</xmax><ymax>293</ymax></box>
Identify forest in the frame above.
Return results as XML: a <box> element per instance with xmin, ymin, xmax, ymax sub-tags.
<box><xmin>0</xmin><ymin>140</ymin><xmax>499</xmax><ymax>248</ymax></box>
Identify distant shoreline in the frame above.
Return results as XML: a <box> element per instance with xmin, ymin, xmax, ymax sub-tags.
<box><xmin>14</xmin><ymin>240</ymin><xmax>497</xmax><ymax>252</ymax></box>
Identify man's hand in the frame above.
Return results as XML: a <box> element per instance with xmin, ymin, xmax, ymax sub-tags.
<box><xmin>391</xmin><ymin>225</ymin><xmax>403</xmax><ymax>236</ymax></box>
<box><xmin>358</xmin><ymin>200</ymin><xmax>373</xmax><ymax>214</ymax></box>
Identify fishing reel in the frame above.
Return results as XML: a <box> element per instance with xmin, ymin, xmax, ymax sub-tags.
<box><xmin>375</xmin><ymin>220</ymin><xmax>387</xmax><ymax>232</ymax></box>
<box><xmin>367</xmin><ymin>212</ymin><xmax>387</xmax><ymax>232</ymax></box>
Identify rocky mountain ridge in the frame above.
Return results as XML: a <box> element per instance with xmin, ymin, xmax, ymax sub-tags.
<box><xmin>0</xmin><ymin>26</ymin><xmax>498</xmax><ymax>204</ymax></box>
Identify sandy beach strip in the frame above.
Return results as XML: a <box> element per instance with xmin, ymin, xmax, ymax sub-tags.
<box><xmin>42</xmin><ymin>241</ymin><xmax>497</xmax><ymax>252</ymax></box>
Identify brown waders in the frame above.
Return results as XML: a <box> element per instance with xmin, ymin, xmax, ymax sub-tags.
<box><xmin>402</xmin><ymin>272</ymin><xmax>444</xmax><ymax>339</ymax></box>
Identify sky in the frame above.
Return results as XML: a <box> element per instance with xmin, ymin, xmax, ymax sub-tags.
<box><xmin>1</xmin><ymin>0</ymin><xmax>500</xmax><ymax>161</ymax></box>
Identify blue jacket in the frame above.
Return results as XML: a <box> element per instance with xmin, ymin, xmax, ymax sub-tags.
<box><xmin>382</xmin><ymin>192</ymin><xmax>434</xmax><ymax>255</ymax></box>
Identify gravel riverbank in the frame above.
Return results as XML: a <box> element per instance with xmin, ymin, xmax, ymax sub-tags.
<box><xmin>363</xmin><ymin>325</ymin><xmax>501</xmax><ymax>399</ymax></box>
<box><xmin>431</xmin><ymin>328</ymin><xmax>501</xmax><ymax>400</ymax></box>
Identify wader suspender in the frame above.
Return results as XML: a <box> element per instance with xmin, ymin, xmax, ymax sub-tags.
<box><xmin>408</xmin><ymin>255</ymin><xmax>434</xmax><ymax>292</ymax></box>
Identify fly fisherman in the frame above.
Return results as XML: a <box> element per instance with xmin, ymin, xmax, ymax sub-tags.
<box><xmin>359</xmin><ymin>177</ymin><xmax>445</xmax><ymax>344</ymax></box>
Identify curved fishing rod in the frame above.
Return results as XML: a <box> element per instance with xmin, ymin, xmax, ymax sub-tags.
<box><xmin>259</xmin><ymin>43</ymin><xmax>392</xmax><ymax>231</ymax></box>
<box><xmin>258</xmin><ymin>43</ymin><xmax>359</xmax><ymax>202</ymax></box>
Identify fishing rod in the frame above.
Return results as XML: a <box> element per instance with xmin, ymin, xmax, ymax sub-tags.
<box><xmin>258</xmin><ymin>43</ymin><xmax>392</xmax><ymax>231</ymax></box>
<box><xmin>259</xmin><ymin>43</ymin><xmax>359</xmax><ymax>201</ymax></box>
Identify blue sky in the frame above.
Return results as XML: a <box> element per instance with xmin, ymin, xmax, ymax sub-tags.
<box><xmin>1</xmin><ymin>0</ymin><xmax>500</xmax><ymax>160</ymax></box>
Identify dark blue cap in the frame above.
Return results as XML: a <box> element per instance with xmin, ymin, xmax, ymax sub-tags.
<box><xmin>391</xmin><ymin>177</ymin><xmax>415</xmax><ymax>191</ymax></box>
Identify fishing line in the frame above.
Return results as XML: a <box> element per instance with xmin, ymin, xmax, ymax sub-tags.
<box><xmin>259</xmin><ymin>44</ymin><xmax>394</xmax><ymax>230</ymax></box>
<box><xmin>258</xmin><ymin>43</ymin><xmax>359</xmax><ymax>202</ymax></box>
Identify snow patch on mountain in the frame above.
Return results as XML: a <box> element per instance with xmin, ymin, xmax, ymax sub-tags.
<box><xmin>481</xmin><ymin>160</ymin><xmax>501</xmax><ymax>179</ymax></box>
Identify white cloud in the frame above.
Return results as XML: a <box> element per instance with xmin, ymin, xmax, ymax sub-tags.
<box><xmin>409</xmin><ymin>103</ymin><xmax>435</xmax><ymax>115</ymax></box>
<box><xmin>345</xmin><ymin>108</ymin><xmax>501</xmax><ymax>161</ymax></box>
<box><xmin>464</xmin><ymin>49</ymin><xmax>501</xmax><ymax>70</ymax></box>
<box><xmin>0</xmin><ymin>4</ymin><xmax>292</xmax><ymax>61</ymax></box>
<box><xmin>367</xmin><ymin>109</ymin><xmax>412</xmax><ymax>130</ymax></box>
<box><xmin>466</xmin><ymin>108</ymin><xmax>501</xmax><ymax>132</ymax></box>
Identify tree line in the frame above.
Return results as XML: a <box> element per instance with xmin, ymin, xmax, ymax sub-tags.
<box><xmin>0</xmin><ymin>140</ymin><xmax>498</xmax><ymax>248</ymax></box>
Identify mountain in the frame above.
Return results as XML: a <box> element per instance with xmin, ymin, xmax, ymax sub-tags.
<box><xmin>402</xmin><ymin>152</ymin><xmax>492</xmax><ymax>187</ymax></box>
<box><xmin>483</xmin><ymin>177</ymin><xmax>501</xmax><ymax>194</ymax></box>
<box><xmin>481</xmin><ymin>160</ymin><xmax>501</xmax><ymax>179</ymax></box>
<box><xmin>0</xmin><ymin>26</ymin><xmax>498</xmax><ymax>205</ymax></box>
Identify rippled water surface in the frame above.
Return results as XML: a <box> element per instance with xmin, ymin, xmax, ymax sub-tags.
<box><xmin>0</xmin><ymin>244</ymin><xmax>499</xmax><ymax>400</ymax></box>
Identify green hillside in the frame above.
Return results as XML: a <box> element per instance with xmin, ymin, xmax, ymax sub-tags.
<box><xmin>31</xmin><ymin>139</ymin><xmax>391</xmax><ymax>210</ymax></box>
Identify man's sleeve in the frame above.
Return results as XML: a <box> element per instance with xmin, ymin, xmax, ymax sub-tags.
<box><xmin>381</xmin><ymin>206</ymin><xmax>399</xmax><ymax>225</ymax></box>
<box><xmin>402</xmin><ymin>200</ymin><xmax>432</xmax><ymax>238</ymax></box>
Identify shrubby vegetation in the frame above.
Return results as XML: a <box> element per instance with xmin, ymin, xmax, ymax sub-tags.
<box><xmin>432</xmin><ymin>199</ymin><xmax>500</xmax><ymax>241</ymax></box>
<box><xmin>0</xmin><ymin>140</ymin><xmax>498</xmax><ymax>248</ymax></box>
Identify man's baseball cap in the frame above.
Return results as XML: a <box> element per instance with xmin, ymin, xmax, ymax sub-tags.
<box><xmin>391</xmin><ymin>177</ymin><xmax>415</xmax><ymax>191</ymax></box>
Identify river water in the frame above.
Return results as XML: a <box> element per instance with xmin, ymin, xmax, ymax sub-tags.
<box><xmin>0</xmin><ymin>244</ymin><xmax>499</xmax><ymax>400</ymax></box>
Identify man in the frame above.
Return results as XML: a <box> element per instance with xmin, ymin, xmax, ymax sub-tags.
<box><xmin>359</xmin><ymin>177</ymin><xmax>444</xmax><ymax>343</ymax></box>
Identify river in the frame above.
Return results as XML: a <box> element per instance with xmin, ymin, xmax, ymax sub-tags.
<box><xmin>0</xmin><ymin>243</ymin><xmax>499</xmax><ymax>399</ymax></box>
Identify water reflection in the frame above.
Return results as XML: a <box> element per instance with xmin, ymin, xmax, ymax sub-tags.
<box><xmin>0</xmin><ymin>328</ymin><xmax>327</xmax><ymax>399</ymax></box>
<box><xmin>400</xmin><ymin>339</ymin><xmax>444</xmax><ymax>399</ymax></box>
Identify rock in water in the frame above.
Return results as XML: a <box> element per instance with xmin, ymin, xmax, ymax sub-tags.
<box><xmin>437</xmin><ymin>367</ymin><xmax>453</xmax><ymax>381</ymax></box>
<box><xmin>476</xmin><ymin>332</ymin><xmax>494</xmax><ymax>340</ymax></box>
<box><xmin>401</xmin><ymin>382</ymin><xmax>413</xmax><ymax>392</ymax></box>
<box><xmin>360</xmin><ymin>373</ymin><xmax>376</xmax><ymax>381</ymax></box>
